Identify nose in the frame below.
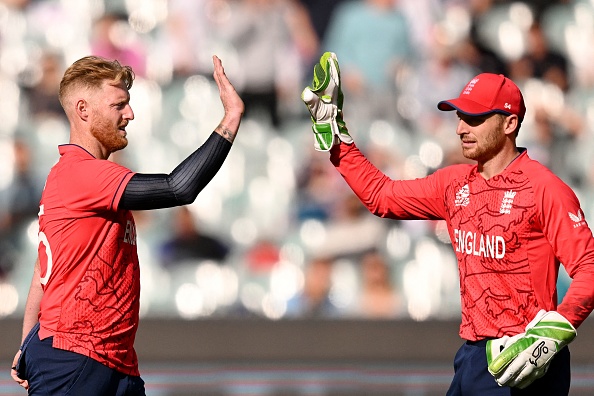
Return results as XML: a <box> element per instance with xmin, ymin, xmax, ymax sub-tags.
<box><xmin>125</xmin><ymin>104</ymin><xmax>135</xmax><ymax>121</ymax></box>
<box><xmin>456</xmin><ymin>119</ymin><xmax>466</xmax><ymax>136</ymax></box>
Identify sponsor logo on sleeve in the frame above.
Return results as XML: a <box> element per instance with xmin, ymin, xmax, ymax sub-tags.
<box><xmin>569</xmin><ymin>209</ymin><xmax>585</xmax><ymax>229</ymax></box>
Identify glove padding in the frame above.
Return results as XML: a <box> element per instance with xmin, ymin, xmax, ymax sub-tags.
<box><xmin>486</xmin><ymin>310</ymin><xmax>576</xmax><ymax>389</ymax></box>
<box><xmin>301</xmin><ymin>52</ymin><xmax>352</xmax><ymax>152</ymax></box>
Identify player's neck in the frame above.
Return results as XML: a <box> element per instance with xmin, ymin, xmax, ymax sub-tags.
<box><xmin>69</xmin><ymin>132</ymin><xmax>111</xmax><ymax>160</ymax></box>
<box><xmin>477</xmin><ymin>146</ymin><xmax>521</xmax><ymax>180</ymax></box>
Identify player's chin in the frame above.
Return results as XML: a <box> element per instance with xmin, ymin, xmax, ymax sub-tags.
<box><xmin>111</xmin><ymin>137</ymin><xmax>128</xmax><ymax>152</ymax></box>
<box><xmin>118</xmin><ymin>138</ymin><xmax>128</xmax><ymax>150</ymax></box>
<box><xmin>461</xmin><ymin>148</ymin><xmax>480</xmax><ymax>161</ymax></box>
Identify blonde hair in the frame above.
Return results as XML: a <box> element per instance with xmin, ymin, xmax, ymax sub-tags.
<box><xmin>59</xmin><ymin>56</ymin><xmax>135</xmax><ymax>109</ymax></box>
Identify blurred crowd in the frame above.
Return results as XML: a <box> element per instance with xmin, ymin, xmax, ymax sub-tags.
<box><xmin>0</xmin><ymin>0</ymin><xmax>592</xmax><ymax>321</ymax></box>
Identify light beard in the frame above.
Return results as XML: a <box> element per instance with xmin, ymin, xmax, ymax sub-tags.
<box><xmin>462</xmin><ymin>122</ymin><xmax>506</xmax><ymax>162</ymax></box>
<box><xmin>462</xmin><ymin>138</ymin><xmax>505</xmax><ymax>162</ymax></box>
<box><xmin>90</xmin><ymin>117</ymin><xmax>128</xmax><ymax>155</ymax></box>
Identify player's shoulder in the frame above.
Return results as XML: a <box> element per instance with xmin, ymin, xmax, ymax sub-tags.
<box><xmin>424</xmin><ymin>163</ymin><xmax>474</xmax><ymax>193</ymax></box>
<box><xmin>520</xmin><ymin>153</ymin><xmax>569</xmax><ymax>187</ymax></box>
<box><xmin>519</xmin><ymin>152</ymin><xmax>576</xmax><ymax>198</ymax></box>
<box><xmin>433</xmin><ymin>163</ymin><xmax>474</xmax><ymax>179</ymax></box>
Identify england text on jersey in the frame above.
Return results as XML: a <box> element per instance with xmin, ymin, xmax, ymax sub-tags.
<box><xmin>454</xmin><ymin>228</ymin><xmax>505</xmax><ymax>259</ymax></box>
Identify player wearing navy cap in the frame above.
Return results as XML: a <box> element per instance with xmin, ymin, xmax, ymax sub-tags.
<box><xmin>302</xmin><ymin>52</ymin><xmax>594</xmax><ymax>395</ymax></box>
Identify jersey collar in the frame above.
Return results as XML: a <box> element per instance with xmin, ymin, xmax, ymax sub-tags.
<box><xmin>58</xmin><ymin>144</ymin><xmax>97</xmax><ymax>159</ymax></box>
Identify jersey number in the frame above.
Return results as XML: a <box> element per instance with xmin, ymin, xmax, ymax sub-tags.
<box><xmin>38</xmin><ymin>205</ymin><xmax>53</xmax><ymax>285</ymax></box>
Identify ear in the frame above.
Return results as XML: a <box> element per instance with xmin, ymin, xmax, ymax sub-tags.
<box><xmin>75</xmin><ymin>99</ymin><xmax>89</xmax><ymax>121</ymax></box>
<box><xmin>503</xmin><ymin>115</ymin><xmax>519</xmax><ymax>137</ymax></box>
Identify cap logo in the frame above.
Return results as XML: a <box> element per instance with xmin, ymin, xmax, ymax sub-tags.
<box><xmin>463</xmin><ymin>78</ymin><xmax>480</xmax><ymax>95</ymax></box>
<box><xmin>504</xmin><ymin>103</ymin><xmax>511</xmax><ymax>109</ymax></box>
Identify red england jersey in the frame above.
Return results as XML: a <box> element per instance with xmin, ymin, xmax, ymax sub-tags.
<box><xmin>331</xmin><ymin>143</ymin><xmax>594</xmax><ymax>340</ymax></box>
<box><xmin>37</xmin><ymin>144</ymin><xmax>139</xmax><ymax>375</ymax></box>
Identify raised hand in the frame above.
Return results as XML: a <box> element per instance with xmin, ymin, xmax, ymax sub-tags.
<box><xmin>212</xmin><ymin>55</ymin><xmax>244</xmax><ymax>143</ymax></box>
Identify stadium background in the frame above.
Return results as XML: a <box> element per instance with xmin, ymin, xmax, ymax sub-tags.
<box><xmin>1</xmin><ymin>0</ymin><xmax>594</xmax><ymax>394</ymax></box>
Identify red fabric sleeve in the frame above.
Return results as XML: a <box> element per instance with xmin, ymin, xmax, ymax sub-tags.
<box><xmin>535</xmin><ymin>170</ymin><xmax>594</xmax><ymax>328</ymax></box>
<box><xmin>329</xmin><ymin>143</ymin><xmax>451</xmax><ymax>221</ymax></box>
<box><xmin>58</xmin><ymin>158</ymin><xmax>134</xmax><ymax>213</ymax></box>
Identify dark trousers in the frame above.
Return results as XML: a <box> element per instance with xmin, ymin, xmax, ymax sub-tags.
<box><xmin>21</xmin><ymin>327</ymin><xmax>145</xmax><ymax>396</ymax></box>
<box><xmin>446</xmin><ymin>339</ymin><xmax>570</xmax><ymax>395</ymax></box>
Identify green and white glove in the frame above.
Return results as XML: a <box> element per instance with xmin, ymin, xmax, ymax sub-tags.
<box><xmin>301</xmin><ymin>52</ymin><xmax>353</xmax><ymax>152</ymax></box>
<box><xmin>486</xmin><ymin>310</ymin><xmax>576</xmax><ymax>389</ymax></box>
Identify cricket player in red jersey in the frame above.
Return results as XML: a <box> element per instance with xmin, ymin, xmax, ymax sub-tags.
<box><xmin>302</xmin><ymin>52</ymin><xmax>594</xmax><ymax>395</ymax></box>
<box><xmin>10</xmin><ymin>55</ymin><xmax>244</xmax><ymax>395</ymax></box>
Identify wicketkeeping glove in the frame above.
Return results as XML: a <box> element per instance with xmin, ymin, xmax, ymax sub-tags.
<box><xmin>486</xmin><ymin>310</ymin><xmax>576</xmax><ymax>389</ymax></box>
<box><xmin>301</xmin><ymin>52</ymin><xmax>353</xmax><ymax>152</ymax></box>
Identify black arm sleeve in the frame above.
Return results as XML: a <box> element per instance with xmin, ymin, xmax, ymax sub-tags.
<box><xmin>119</xmin><ymin>132</ymin><xmax>232</xmax><ymax>211</ymax></box>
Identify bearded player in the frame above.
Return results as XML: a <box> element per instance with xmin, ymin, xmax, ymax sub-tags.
<box><xmin>10</xmin><ymin>55</ymin><xmax>244</xmax><ymax>395</ymax></box>
<box><xmin>302</xmin><ymin>52</ymin><xmax>594</xmax><ymax>395</ymax></box>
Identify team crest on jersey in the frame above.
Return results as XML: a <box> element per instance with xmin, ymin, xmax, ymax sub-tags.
<box><xmin>569</xmin><ymin>209</ymin><xmax>585</xmax><ymax>228</ymax></box>
<box><xmin>455</xmin><ymin>184</ymin><xmax>470</xmax><ymax>207</ymax></box>
<box><xmin>499</xmin><ymin>190</ymin><xmax>516</xmax><ymax>214</ymax></box>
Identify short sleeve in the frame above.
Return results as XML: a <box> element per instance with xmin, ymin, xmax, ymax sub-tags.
<box><xmin>57</xmin><ymin>158</ymin><xmax>135</xmax><ymax>212</ymax></box>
